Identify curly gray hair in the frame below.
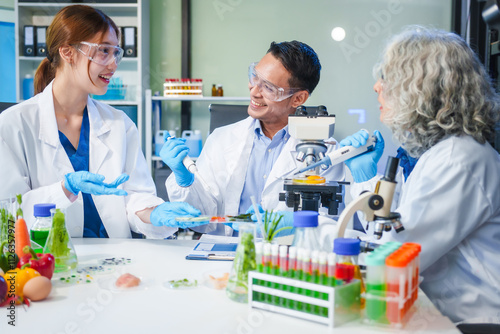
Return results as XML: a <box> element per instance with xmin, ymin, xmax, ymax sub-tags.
<box><xmin>374</xmin><ymin>26</ymin><xmax>500</xmax><ymax>157</ymax></box>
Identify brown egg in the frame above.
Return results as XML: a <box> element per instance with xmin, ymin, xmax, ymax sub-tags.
<box><xmin>23</xmin><ymin>276</ymin><xmax>52</xmax><ymax>301</ymax></box>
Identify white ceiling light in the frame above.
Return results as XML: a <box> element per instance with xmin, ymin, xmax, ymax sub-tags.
<box><xmin>331</xmin><ymin>27</ymin><xmax>346</xmax><ymax>41</ymax></box>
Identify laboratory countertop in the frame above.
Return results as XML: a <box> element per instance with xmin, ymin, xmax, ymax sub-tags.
<box><xmin>1</xmin><ymin>238</ymin><xmax>460</xmax><ymax>334</ymax></box>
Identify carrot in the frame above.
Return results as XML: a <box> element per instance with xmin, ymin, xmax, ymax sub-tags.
<box><xmin>15</xmin><ymin>217</ymin><xmax>31</xmax><ymax>259</ymax></box>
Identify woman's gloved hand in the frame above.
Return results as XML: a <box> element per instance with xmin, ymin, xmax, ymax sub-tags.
<box><xmin>64</xmin><ymin>172</ymin><xmax>129</xmax><ymax>196</ymax></box>
<box><xmin>340</xmin><ymin>130</ymin><xmax>384</xmax><ymax>183</ymax></box>
<box><xmin>150</xmin><ymin>202</ymin><xmax>202</xmax><ymax>228</ymax></box>
<box><xmin>159</xmin><ymin>136</ymin><xmax>194</xmax><ymax>187</ymax></box>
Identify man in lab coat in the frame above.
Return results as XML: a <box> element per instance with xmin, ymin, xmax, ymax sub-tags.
<box><xmin>163</xmin><ymin>41</ymin><xmax>345</xmax><ymax>235</ymax></box>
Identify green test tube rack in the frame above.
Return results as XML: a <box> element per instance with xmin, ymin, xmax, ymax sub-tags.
<box><xmin>248</xmin><ymin>271</ymin><xmax>361</xmax><ymax>328</ymax></box>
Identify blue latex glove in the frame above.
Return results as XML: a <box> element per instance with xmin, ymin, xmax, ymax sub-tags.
<box><xmin>159</xmin><ymin>136</ymin><xmax>194</xmax><ymax>187</ymax></box>
<box><xmin>340</xmin><ymin>130</ymin><xmax>384</xmax><ymax>183</ymax></box>
<box><xmin>64</xmin><ymin>172</ymin><xmax>129</xmax><ymax>196</ymax></box>
<box><xmin>150</xmin><ymin>202</ymin><xmax>202</xmax><ymax>228</ymax></box>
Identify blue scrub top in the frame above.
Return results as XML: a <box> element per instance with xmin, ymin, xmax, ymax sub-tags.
<box><xmin>59</xmin><ymin>107</ymin><xmax>109</xmax><ymax>238</ymax></box>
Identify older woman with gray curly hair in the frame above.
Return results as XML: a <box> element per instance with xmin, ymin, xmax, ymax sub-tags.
<box><xmin>342</xmin><ymin>27</ymin><xmax>500</xmax><ymax>325</ymax></box>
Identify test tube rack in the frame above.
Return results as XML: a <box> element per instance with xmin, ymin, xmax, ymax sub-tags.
<box><xmin>363</xmin><ymin>283</ymin><xmax>419</xmax><ymax>328</ymax></box>
<box><xmin>248</xmin><ymin>271</ymin><xmax>361</xmax><ymax>328</ymax></box>
<box><xmin>163</xmin><ymin>79</ymin><xmax>203</xmax><ymax>97</ymax></box>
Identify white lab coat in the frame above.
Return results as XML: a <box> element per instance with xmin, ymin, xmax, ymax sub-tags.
<box><xmin>0</xmin><ymin>81</ymin><xmax>176</xmax><ymax>239</ymax></box>
<box><xmin>351</xmin><ymin>135</ymin><xmax>500</xmax><ymax>324</ymax></box>
<box><xmin>166</xmin><ymin>116</ymin><xmax>345</xmax><ymax>235</ymax></box>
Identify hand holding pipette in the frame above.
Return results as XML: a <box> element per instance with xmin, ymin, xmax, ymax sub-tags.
<box><xmin>160</xmin><ymin>132</ymin><xmax>215</xmax><ymax>196</ymax></box>
<box><xmin>294</xmin><ymin>129</ymin><xmax>378</xmax><ymax>175</ymax></box>
<box><xmin>159</xmin><ymin>135</ymin><xmax>195</xmax><ymax>187</ymax></box>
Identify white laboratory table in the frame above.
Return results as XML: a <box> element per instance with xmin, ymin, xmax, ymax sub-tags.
<box><xmin>1</xmin><ymin>238</ymin><xmax>461</xmax><ymax>334</ymax></box>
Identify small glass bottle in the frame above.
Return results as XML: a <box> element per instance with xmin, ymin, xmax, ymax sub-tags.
<box><xmin>226</xmin><ymin>223</ymin><xmax>256</xmax><ymax>303</ymax></box>
<box><xmin>44</xmin><ymin>208</ymin><xmax>78</xmax><ymax>273</ymax></box>
<box><xmin>211</xmin><ymin>84</ymin><xmax>217</xmax><ymax>96</ymax></box>
<box><xmin>216</xmin><ymin>84</ymin><xmax>223</xmax><ymax>96</ymax></box>
<box><xmin>30</xmin><ymin>203</ymin><xmax>56</xmax><ymax>249</ymax></box>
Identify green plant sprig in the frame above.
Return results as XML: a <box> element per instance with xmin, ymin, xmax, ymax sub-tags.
<box><xmin>263</xmin><ymin>210</ymin><xmax>292</xmax><ymax>242</ymax></box>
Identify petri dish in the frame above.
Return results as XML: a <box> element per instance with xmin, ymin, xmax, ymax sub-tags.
<box><xmin>292</xmin><ymin>175</ymin><xmax>326</xmax><ymax>184</ymax></box>
<box><xmin>162</xmin><ymin>278</ymin><xmax>199</xmax><ymax>290</ymax></box>
<box><xmin>175</xmin><ymin>215</ymin><xmax>211</xmax><ymax>222</ymax></box>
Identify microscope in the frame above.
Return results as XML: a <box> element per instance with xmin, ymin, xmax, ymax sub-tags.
<box><xmin>335</xmin><ymin>156</ymin><xmax>404</xmax><ymax>240</ymax></box>
<box><xmin>279</xmin><ymin>105</ymin><xmax>346</xmax><ymax>215</ymax></box>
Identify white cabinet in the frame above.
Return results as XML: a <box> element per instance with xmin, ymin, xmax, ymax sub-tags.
<box><xmin>14</xmin><ymin>0</ymin><xmax>149</xmax><ymax>147</ymax></box>
<box><xmin>144</xmin><ymin>89</ymin><xmax>250</xmax><ymax>173</ymax></box>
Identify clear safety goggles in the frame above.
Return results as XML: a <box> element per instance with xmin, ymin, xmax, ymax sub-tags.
<box><xmin>248</xmin><ymin>62</ymin><xmax>303</xmax><ymax>102</ymax></box>
<box><xmin>74</xmin><ymin>41</ymin><xmax>124</xmax><ymax>66</ymax></box>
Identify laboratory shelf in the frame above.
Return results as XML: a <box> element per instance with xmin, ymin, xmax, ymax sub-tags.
<box><xmin>152</xmin><ymin>96</ymin><xmax>251</xmax><ymax>101</ymax></box>
<box><xmin>145</xmin><ymin>89</ymin><xmax>249</xmax><ymax>172</ymax></box>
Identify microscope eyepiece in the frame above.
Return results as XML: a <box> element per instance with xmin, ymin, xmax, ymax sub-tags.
<box><xmin>316</xmin><ymin>105</ymin><xmax>328</xmax><ymax>116</ymax></box>
<box><xmin>384</xmin><ymin>156</ymin><xmax>400</xmax><ymax>182</ymax></box>
<box><xmin>295</xmin><ymin>105</ymin><xmax>307</xmax><ymax>115</ymax></box>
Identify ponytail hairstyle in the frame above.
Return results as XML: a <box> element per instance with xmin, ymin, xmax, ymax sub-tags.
<box><xmin>34</xmin><ymin>5</ymin><xmax>119</xmax><ymax>94</ymax></box>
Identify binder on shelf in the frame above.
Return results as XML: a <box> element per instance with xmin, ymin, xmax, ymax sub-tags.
<box><xmin>23</xmin><ymin>25</ymin><xmax>36</xmax><ymax>57</ymax></box>
<box><xmin>122</xmin><ymin>27</ymin><xmax>137</xmax><ymax>57</ymax></box>
<box><xmin>36</xmin><ymin>26</ymin><xmax>48</xmax><ymax>57</ymax></box>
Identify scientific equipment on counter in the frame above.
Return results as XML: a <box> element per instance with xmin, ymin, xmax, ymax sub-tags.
<box><xmin>44</xmin><ymin>208</ymin><xmax>78</xmax><ymax>273</ymax></box>
<box><xmin>335</xmin><ymin>156</ymin><xmax>403</xmax><ymax>239</ymax></box>
<box><xmin>364</xmin><ymin>242</ymin><xmax>421</xmax><ymax>328</ymax></box>
<box><xmin>289</xmin><ymin>105</ymin><xmax>335</xmax><ymax>173</ymax></box>
<box><xmin>334</xmin><ymin>238</ymin><xmax>365</xmax><ymax>308</ymax></box>
<box><xmin>281</xmin><ymin>105</ymin><xmax>345</xmax><ymax>215</ymax></box>
<box><xmin>211</xmin><ymin>84</ymin><xmax>217</xmax><ymax>96</ymax></box>
<box><xmin>30</xmin><ymin>203</ymin><xmax>56</xmax><ymax>249</ymax></box>
<box><xmin>295</xmin><ymin>133</ymin><xmax>377</xmax><ymax>175</ymax></box>
<box><xmin>226</xmin><ymin>223</ymin><xmax>256</xmax><ymax>302</ymax></box>
<box><xmin>163</xmin><ymin>78</ymin><xmax>203</xmax><ymax>97</ymax></box>
<box><xmin>291</xmin><ymin>211</ymin><xmax>323</xmax><ymax>252</ymax></box>
<box><xmin>250</xmin><ymin>241</ymin><xmax>361</xmax><ymax>327</ymax></box>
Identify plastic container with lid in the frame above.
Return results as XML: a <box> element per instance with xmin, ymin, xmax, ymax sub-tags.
<box><xmin>365</xmin><ymin>253</ymin><xmax>387</xmax><ymax>322</ymax></box>
<box><xmin>385</xmin><ymin>252</ymin><xmax>410</xmax><ymax>323</ymax></box>
<box><xmin>334</xmin><ymin>238</ymin><xmax>365</xmax><ymax>306</ymax></box>
<box><xmin>23</xmin><ymin>74</ymin><xmax>34</xmax><ymax>100</ymax></box>
<box><xmin>182</xmin><ymin>130</ymin><xmax>202</xmax><ymax>158</ymax></box>
<box><xmin>30</xmin><ymin>203</ymin><xmax>56</xmax><ymax>249</ymax></box>
<box><xmin>291</xmin><ymin>211</ymin><xmax>321</xmax><ymax>251</ymax></box>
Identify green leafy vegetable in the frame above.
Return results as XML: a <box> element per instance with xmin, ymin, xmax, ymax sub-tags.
<box><xmin>168</xmin><ymin>278</ymin><xmax>198</xmax><ymax>288</ymax></box>
<box><xmin>46</xmin><ymin>209</ymin><xmax>71</xmax><ymax>258</ymax></box>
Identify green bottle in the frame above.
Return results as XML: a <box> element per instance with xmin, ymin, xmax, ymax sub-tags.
<box><xmin>30</xmin><ymin>203</ymin><xmax>55</xmax><ymax>249</ymax></box>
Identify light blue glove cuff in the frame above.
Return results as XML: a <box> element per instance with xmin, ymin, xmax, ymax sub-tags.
<box><xmin>175</xmin><ymin>172</ymin><xmax>194</xmax><ymax>187</ymax></box>
<box><xmin>64</xmin><ymin>173</ymin><xmax>79</xmax><ymax>195</ymax></box>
